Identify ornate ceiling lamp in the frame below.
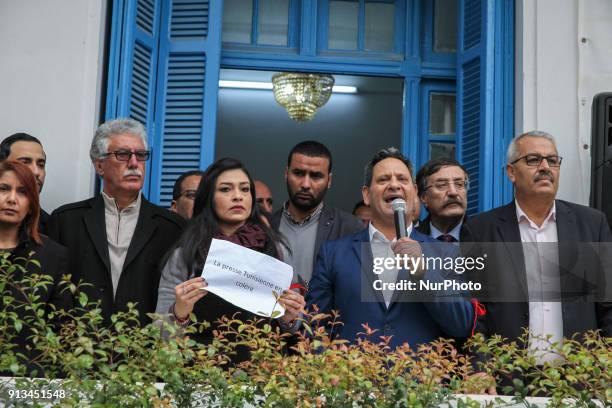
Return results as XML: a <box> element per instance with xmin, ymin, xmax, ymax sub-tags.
<box><xmin>272</xmin><ymin>72</ymin><xmax>335</xmax><ymax>122</ymax></box>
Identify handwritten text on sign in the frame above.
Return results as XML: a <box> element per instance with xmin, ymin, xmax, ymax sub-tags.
<box><xmin>201</xmin><ymin>239</ymin><xmax>293</xmax><ymax>317</ymax></box>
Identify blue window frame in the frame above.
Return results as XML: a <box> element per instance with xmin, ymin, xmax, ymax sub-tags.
<box><xmin>105</xmin><ymin>0</ymin><xmax>163</xmax><ymax>197</ymax></box>
<box><xmin>419</xmin><ymin>81</ymin><xmax>456</xmax><ymax>168</ymax></box>
<box><xmin>421</xmin><ymin>0</ymin><xmax>457</xmax><ymax>69</ymax></box>
<box><xmin>106</xmin><ymin>0</ymin><xmax>514</xmax><ymax>211</ymax></box>
<box><xmin>316</xmin><ymin>0</ymin><xmax>406</xmax><ymax>60</ymax></box>
<box><xmin>106</xmin><ymin>0</ymin><xmax>223</xmax><ymax>206</ymax></box>
<box><xmin>222</xmin><ymin>0</ymin><xmax>300</xmax><ymax>49</ymax></box>
<box><xmin>457</xmin><ymin>0</ymin><xmax>514</xmax><ymax>215</ymax></box>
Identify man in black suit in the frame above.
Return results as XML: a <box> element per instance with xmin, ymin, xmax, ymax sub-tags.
<box><xmin>462</xmin><ymin>131</ymin><xmax>612</xmax><ymax>367</ymax></box>
<box><xmin>0</xmin><ymin>133</ymin><xmax>50</xmax><ymax>233</ymax></box>
<box><xmin>416</xmin><ymin>158</ymin><xmax>469</xmax><ymax>242</ymax></box>
<box><xmin>48</xmin><ymin>119</ymin><xmax>185</xmax><ymax>326</ymax></box>
<box><xmin>269</xmin><ymin>141</ymin><xmax>363</xmax><ymax>285</ymax></box>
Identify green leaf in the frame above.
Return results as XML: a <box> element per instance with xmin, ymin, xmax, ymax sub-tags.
<box><xmin>79</xmin><ymin>292</ymin><xmax>88</xmax><ymax>307</ymax></box>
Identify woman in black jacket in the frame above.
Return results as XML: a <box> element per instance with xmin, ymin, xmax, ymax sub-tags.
<box><xmin>0</xmin><ymin>160</ymin><xmax>71</xmax><ymax>376</ymax></box>
<box><xmin>156</xmin><ymin>158</ymin><xmax>304</xmax><ymax>364</ymax></box>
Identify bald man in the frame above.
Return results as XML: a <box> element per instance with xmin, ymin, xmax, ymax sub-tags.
<box><xmin>254</xmin><ymin>180</ymin><xmax>274</xmax><ymax>215</ymax></box>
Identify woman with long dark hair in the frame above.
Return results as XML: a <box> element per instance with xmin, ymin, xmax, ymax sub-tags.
<box><xmin>156</xmin><ymin>158</ymin><xmax>304</xmax><ymax>361</ymax></box>
<box><xmin>0</xmin><ymin>160</ymin><xmax>71</xmax><ymax>376</ymax></box>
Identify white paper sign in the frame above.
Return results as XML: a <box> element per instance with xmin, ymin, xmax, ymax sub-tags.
<box><xmin>201</xmin><ymin>238</ymin><xmax>293</xmax><ymax>317</ymax></box>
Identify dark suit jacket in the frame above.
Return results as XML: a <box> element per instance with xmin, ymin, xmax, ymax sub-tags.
<box><xmin>306</xmin><ymin>228</ymin><xmax>474</xmax><ymax>348</ymax></box>
<box><xmin>416</xmin><ymin>215</ymin><xmax>435</xmax><ymax>237</ymax></box>
<box><xmin>270</xmin><ymin>204</ymin><xmax>363</xmax><ymax>268</ymax></box>
<box><xmin>39</xmin><ymin>208</ymin><xmax>49</xmax><ymax>235</ymax></box>
<box><xmin>47</xmin><ymin>195</ymin><xmax>185</xmax><ymax>326</ymax></box>
<box><xmin>416</xmin><ymin>215</ymin><xmax>465</xmax><ymax>237</ymax></box>
<box><xmin>461</xmin><ymin>200</ymin><xmax>612</xmax><ymax>341</ymax></box>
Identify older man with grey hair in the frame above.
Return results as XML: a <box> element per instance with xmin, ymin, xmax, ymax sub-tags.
<box><xmin>48</xmin><ymin>118</ymin><xmax>185</xmax><ymax>326</ymax></box>
<box><xmin>462</xmin><ymin>130</ymin><xmax>611</xmax><ymax>390</ymax></box>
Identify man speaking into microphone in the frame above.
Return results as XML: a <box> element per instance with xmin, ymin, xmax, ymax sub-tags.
<box><xmin>306</xmin><ymin>147</ymin><xmax>474</xmax><ymax>348</ymax></box>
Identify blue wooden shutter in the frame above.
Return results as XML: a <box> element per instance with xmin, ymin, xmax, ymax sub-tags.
<box><xmin>106</xmin><ymin>0</ymin><xmax>162</xmax><ymax>197</ymax></box>
<box><xmin>148</xmin><ymin>0</ymin><xmax>223</xmax><ymax>206</ymax></box>
<box><xmin>456</xmin><ymin>0</ymin><xmax>514</xmax><ymax>215</ymax></box>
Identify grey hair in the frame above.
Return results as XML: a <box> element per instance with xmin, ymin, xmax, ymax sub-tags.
<box><xmin>506</xmin><ymin>130</ymin><xmax>557</xmax><ymax>163</ymax></box>
<box><xmin>89</xmin><ymin>118</ymin><xmax>148</xmax><ymax>162</ymax></box>
<box><xmin>363</xmin><ymin>147</ymin><xmax>413</xmax><ymax>187</ymax></box>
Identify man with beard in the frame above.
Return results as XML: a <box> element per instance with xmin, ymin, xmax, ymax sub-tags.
<box><xmin>462</xmin><ymin>131</ymin><xmax>611</xmax><ymax>381</ymax></box>
<box><xmin>0</xmin><ymin>133</ymin><xmax>49</xmax><ymax>232</ymax></box>
<box><xmin>416</xmin><ymin>158</ymin><xmax>469</xmax><ymax>242</ymax></box>
<box><xmin>270</xmin><ymin>141</ymin><xmax>363</xmax><ymax>285</ymax></box>
<box><xmin>48</xmin><ymin>119</ymin><xmax>185</xmax><ymax>326</ymax></box>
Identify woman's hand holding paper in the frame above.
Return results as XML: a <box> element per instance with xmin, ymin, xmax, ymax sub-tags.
<box><xmin>174</xmin><ymin>277</ymin><xmax>208</xmax><ymax>320</ymax></box>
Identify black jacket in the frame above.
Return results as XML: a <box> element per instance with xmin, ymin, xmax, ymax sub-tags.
<box><xmin>270</xmin><ymin>204</ymin><xmax>363</xmax><ymax>270</ymax></box>
<box><xmin>416</xmin><ymin>215</ymin><xmax>466</xmax><ymax>239</ymax></box>
<box><xmin>2</xmin><ymin>234</ymin><xmax>72</xmax><ymax>376</ymax></box>
<box><xmin>38</xmin><ymin>208</ymin><xmax>49</xmax><ymax>235</ymax></box>
<box><xmin>47</xmin><ymin>195</ymin><xmax>185</xmax><ymax>326</ymax></box>
<box><xmin>461</xmin><ymin>199</ymin><xmax>612</xmax><ymax>341</ymax></box>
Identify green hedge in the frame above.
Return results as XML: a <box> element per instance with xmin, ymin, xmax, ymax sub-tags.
<box><xmin>1</xmin><ymin>255</ymin><xmax>610</xmax><ymax>407</ymax></box>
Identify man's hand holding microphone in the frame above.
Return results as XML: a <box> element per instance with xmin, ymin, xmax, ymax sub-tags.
<box><xmin>390</xmin><ymin>198</ymin><xmax>425</xmax><ymax>278</ymax></box>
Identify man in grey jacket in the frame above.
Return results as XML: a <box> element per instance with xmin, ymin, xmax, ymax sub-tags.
<box><xmin>269</xmin><ymin>141</ymin><xmax>363</xmax><ymax>286</ymax></box>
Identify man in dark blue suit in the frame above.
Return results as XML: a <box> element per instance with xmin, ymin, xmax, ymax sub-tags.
<box><xmin>306</xmin><ymin>148</ymin><xmax>474</xmax><ymax>348</ymax></box>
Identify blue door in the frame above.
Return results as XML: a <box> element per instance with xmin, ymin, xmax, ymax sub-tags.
<box><xmin>106</xmin><ymin>0</ymin><xmax>514</xmax><ymax>213</ymax></box>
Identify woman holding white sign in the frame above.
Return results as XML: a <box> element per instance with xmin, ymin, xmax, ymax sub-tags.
<box><xmin>156</xmin><ymin>158</ymin><xmax>305</xmax><ymax>363</ymax></box>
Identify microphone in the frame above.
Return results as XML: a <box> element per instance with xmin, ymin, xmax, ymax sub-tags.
<box><xmin>392</xmin><ymin>198</ymin><xmax>408</xmax><ymax>239</ymax></box>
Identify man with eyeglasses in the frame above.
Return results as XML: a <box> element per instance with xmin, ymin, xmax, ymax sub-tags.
<box><xmin>170</xmin><ymin>170</ymin><xmax>204</xmax><ymax>219</ymax></box>
<box><xmin>48</xmin><ymin>118</ymin><xmax>185</xmax><ymax>326</ymax></box>
<box><xmin>461</xmin><ymin>131</ymin><xmax>611</xmax><ymax>392</ymax></box>
<box><xmin>416</xmin><ymin>158</ymin><xmax>469</xmax><ymax>242</ymax></box>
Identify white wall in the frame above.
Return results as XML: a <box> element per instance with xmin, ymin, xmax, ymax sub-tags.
<box><xmin>3</xmin><ymin>0</ymin><xmax>610</xmax><ymax>211</ymax></box>
<box><xmin>516</xmin><ymin>0</ymin><xmax>612</xmax><ymax>205</ymax></box>
<box><xmin>0</xmin><ymin>0</ymin><xmax>107</xmax><ymax>213</ymax></box>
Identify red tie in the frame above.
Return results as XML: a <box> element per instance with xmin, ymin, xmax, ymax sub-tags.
<box><xmin>437</xmin><ymin>234</ymin><xmax>457</xmax><ymax>243</ymax></box>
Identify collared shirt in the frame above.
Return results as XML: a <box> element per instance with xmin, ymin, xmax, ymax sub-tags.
<box><xmin>281</xmin><ymin>201</ymin><xmax>323</xmax><ymax>226</ymax></box>
<box><xmin>430</xmin><ymin>220</ymin><xmax>463</xmax><ymax>242</ymax></box>
<box><xmin>515</xmin><ymin>200</ymin><xmax>562</xmax><ymax>364</ymax></box>
<box><xmin>369</xmin><ymin>222</ymin><xmax>413</xmax><ymax>307</ymax></box>
<box><xmin>102</xmin><ymin>192</ymin><xmax>142</xmax><ymax>298</ymax></box>
<box><xmin>279</xmin><ymin>202</ymin><xmax>324</xmax><ymax>283</ymax></box>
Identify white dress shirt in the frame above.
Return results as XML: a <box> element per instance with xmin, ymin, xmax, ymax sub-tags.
<box><xmin>515</xmin><ymin>200</ymin><xmax>563</xmax><ymax>364</ymax></box>
<box><xmin>369</xmin><ymin>222</ymin><xmax>413</xmax><ymax>307</ymax></box>
<box><xmin>102</xmin><ymin>192</ymin><xmax>142</xmax><ymax>298</ymax></box>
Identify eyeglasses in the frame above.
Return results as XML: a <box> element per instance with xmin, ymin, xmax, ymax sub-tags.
<box><xmin>101</xmin><ymin>149</ymin><xmax>151</xmax><ymax>162</ymax></box>
<box><xmin>178</xmin><ymin>189</ymin><xmax>197</xmax><ymax>200</ymax></box>
<box><xmin>510</xmin><ymin>154</ymin><xmax>562</xmax><ymax>167</ymax></box>
<box><xmin>425</xmin><ymin>180</ymin><xmax>469</xmax><ymax>192</ymax></box>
